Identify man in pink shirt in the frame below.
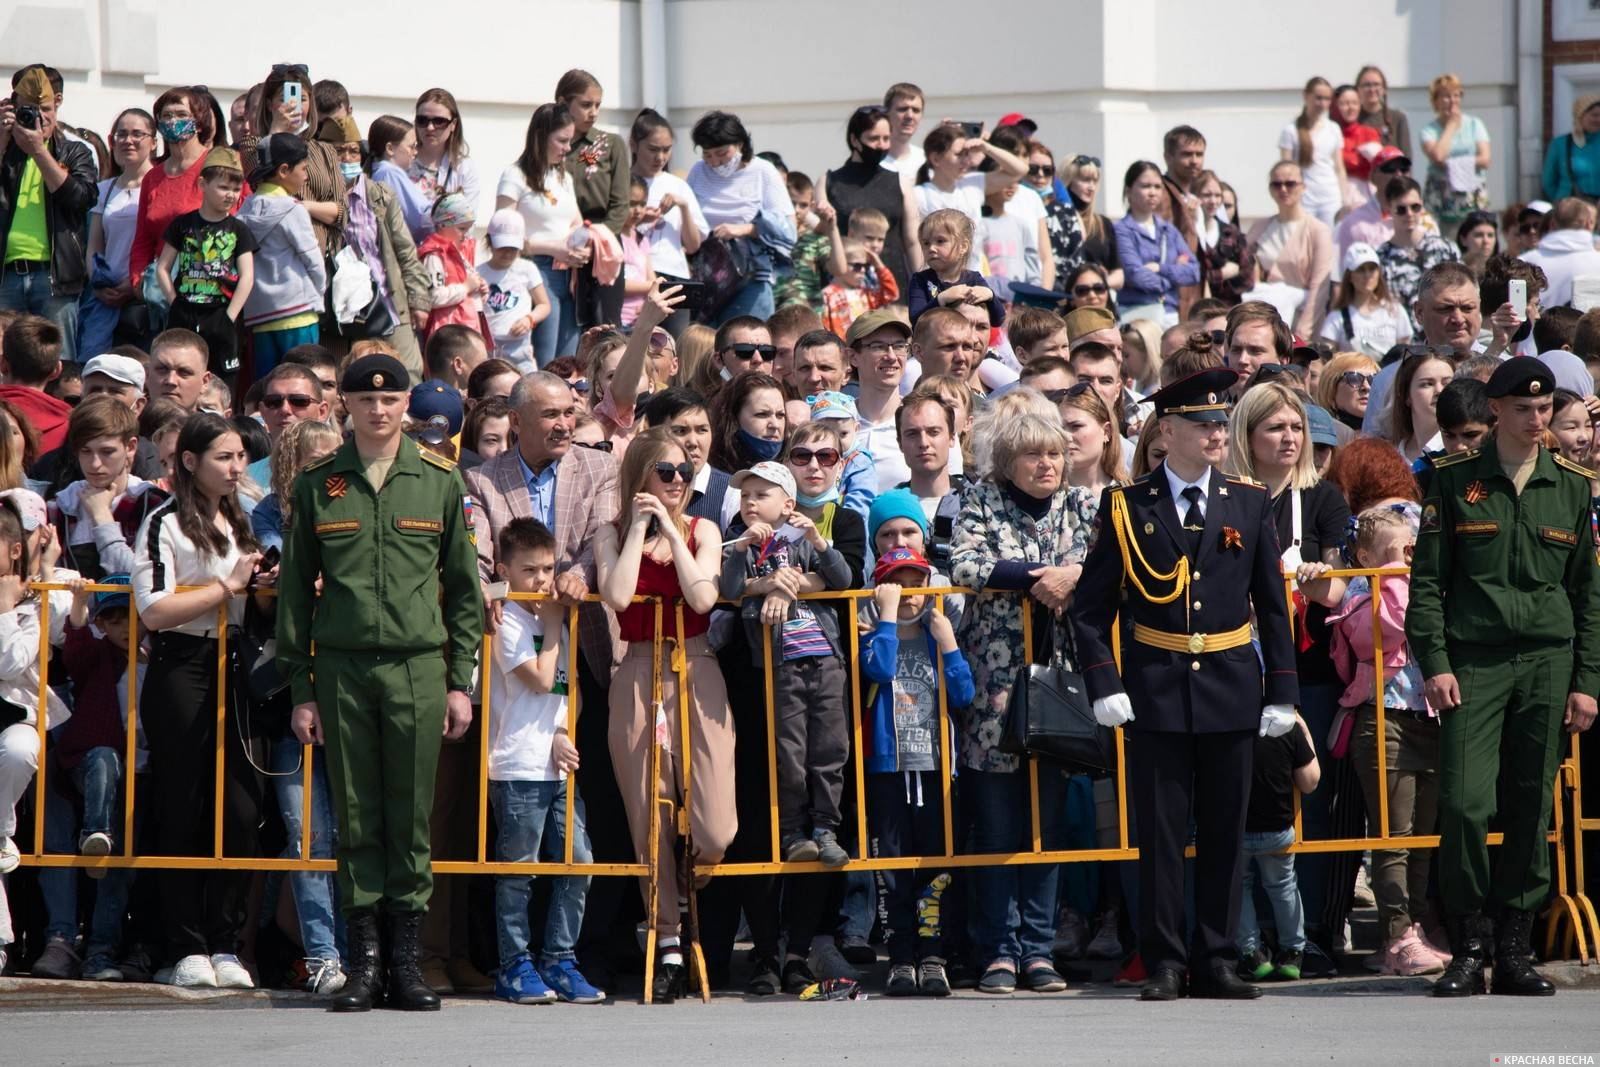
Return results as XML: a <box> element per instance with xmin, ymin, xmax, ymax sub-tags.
<box><xmin>1336</xmin><ymin>147</ymin><xmax>1412</xmax><ymax>264</ymax></box>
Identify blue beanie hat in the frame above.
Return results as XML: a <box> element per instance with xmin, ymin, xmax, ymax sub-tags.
<box><xmin>867</xmin><ymin>488</ymin><xmax>928</xmax><ymax>545</ymax></box>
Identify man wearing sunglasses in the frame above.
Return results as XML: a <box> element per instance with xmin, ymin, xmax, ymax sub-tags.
<box><xmin>710</xmin><ymin>314</ymin><xmax>775</xmax><ymax>384</ymax></box>
<box><xmin>1335</xmin><ymin>145</ymin><xmax>1412</xmax><ymax>264</ymax></box>
<box><xmin>246</xmin><ymin>362</ymin><xmax>328</xmax><ymax>489</ymax></box>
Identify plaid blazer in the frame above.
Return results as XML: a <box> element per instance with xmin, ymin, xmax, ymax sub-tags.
<box><xmin>464</xmin><ymin>445</ymin><xmax>621</xmax><ymax>671</ymax></box>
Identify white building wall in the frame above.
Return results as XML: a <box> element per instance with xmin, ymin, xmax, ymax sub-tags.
<box><xmin>0</xmin><ymin>0</ymin><xmax>1527</xmax><ymax>224</ymax></box>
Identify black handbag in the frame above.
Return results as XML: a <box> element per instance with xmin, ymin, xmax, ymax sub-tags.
<box><xmin>999</xmin><ymin>611</ymin><xmax>1116</xmax><ymax>775</ymax></box>
<box><xmin>688</xmin><ymin>235</ymin><xmax>757</xmax><ymax>322</ymax></box>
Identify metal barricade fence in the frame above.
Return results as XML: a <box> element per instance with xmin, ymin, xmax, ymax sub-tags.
<box><xmin>13</xmin><ymin>571</ymin><xmax>1596</xmax><ymax>992</ymax></box>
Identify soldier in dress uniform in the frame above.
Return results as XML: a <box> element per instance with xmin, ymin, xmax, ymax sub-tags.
<box><xmin>1407</xmin><ymin>357</ymin><xmax>1600</xmax><ymax>998</ymax></box>
<box><xmin>277</xmin><ymin>353</ymin><xmax>484</xmax><ymax>1012</ymax></box>
<box><xmin>1070</xmin><ymin>367</ymin><xmax>1299</xmax><ymax>1001</ymax></box>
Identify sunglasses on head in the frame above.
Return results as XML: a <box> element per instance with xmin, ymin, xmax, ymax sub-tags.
<box><xmin>1073</xmin><ymin>283</ymin><xmax>1108</xmax><ymax>296</ymax></box>
<box><xmin>262</xmin><ymin>393</ymin><xmax>315</xmax><ymax>411</ymax></box>
<box><xmin>653</xmin><ymin>461</ymin><xmax>694</xmax><ymax>483</ymax></box>
<box><xmin>788</xmin><ymin>446</ymin><xmax>841</xmax><ymax>468</ymax></box>
<box><xmin>723</xmin><ymin>343</ymin><xmax>776</xmax><ymax>361</ymax></box>
<box><xmin>1028</xmin><ymin>164</ymin><xmax>1054</xmax><ymax>178</ymax></box>
<box><xmin>575</xmin><ymin>440</ymin><xmax>614</xmax><ymax>453</ymax></box>
<box><xmin>414</xmin><ymin>114</ymin><xmax>453</xmax><ymax>130</ymax></box>
<box><xmin>1339</xmin><ymin>371</ymin><xmax>1375</xmax><ymax>389</ymax></box>
<box><xmin>1072</xmin><ymin>155</ymin><xmax>1101</xmax><ymax>169</ymax></box>
<box><xmin>271</xmin><ymin>63</ymin><xmax>309</xmax><ymax>79</ymax></box>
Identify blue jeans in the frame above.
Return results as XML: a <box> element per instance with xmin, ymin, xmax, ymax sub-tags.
<box><xmin>839</xmin><ymin>869</ymin><xmax>876</xmax><ymax>941</ymax></box>
<box><xmin>966</xmin><ymin>766</ymin><xmax>1067</xmax><ymax>966</ymax></box>
<box><xmin>1237</xmin><ymin>827</ymin><xmax>1304</xmax><ymax>955</ymax></box>
<box><xmin>490</xmin><ymin>779</ymin><xmax>592</xmax><ymax>967</ymax></box>
<box><xmin>531</xmin><ymin>256</ymin><xmax>578</xmax><ymax>366</ymax></box>
<box><xmin>251</xmin><ymin>322</ymin><xmax>320</xmax><ymax>379</ymax></box>
<box><xmin>0</xmin><ymin>265</ymin><xmax>79</xmax><ymax>361</ymax></box>
<box><xmin>715</xmin><ymin>277</ymin><xmax>774</xmax><ymax>325</ymax></box>
<box><xmin>38</xmin><ymin>748</ymin><xmax>133</xmax><ymax>955</ymax></box>
<box><xmin>270</xmin><ymin>739</ymin><xmax>342</xmax><ymax>962</ymax></box>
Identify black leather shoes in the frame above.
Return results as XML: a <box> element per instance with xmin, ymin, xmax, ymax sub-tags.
<box><xmin>1140</xmin><ymin>966</ymin><xmax>1186</xmax><ymax>1001</ymax></box>
<box><xmin>329</xmin><ymin>909</ymin><xmax>383</xmax><ymax>1012</ymax></box>
<box><xmin>1492</xmin><ymin>909</ymin><xmax>1556</xmax><ymax>997</ymax></box>
<box><xmin>385</xmin><ymin>910</ymin><xmax>441</xmax><ymax>1011</ymax></box>
<box><xmin>1190</xmin><ymin>965</ymin><xmax>1262</xmax><ymax>1000</ymax></box>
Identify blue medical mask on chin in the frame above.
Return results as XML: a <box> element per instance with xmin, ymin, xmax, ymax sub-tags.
<box><xmin>738</xmin><ymin>429</ymin><xmax>783</xmax><ymax>461</ymax></box>
<box><xmin>796</xmin><ymin>483</ymin><xmax>841</xmax><ymax>508</ymax></box>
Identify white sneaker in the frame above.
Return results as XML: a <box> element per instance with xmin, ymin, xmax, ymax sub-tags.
<box><xmin>0</xmin><ymin>836</ymin><xmax>19</xmax><ymax>874</ymax></box>
<box><xmin>305</xmin><ymin>958</ymin><xmax>346</xmax><ymax>995</ymax></box>
<box><xmin>210</xmin><ymin>953</ymin><xmax>254</xmax><ymax>989</ymax></box>
<box><xmin>167</xmin><ymin>954</ymin><xmax>217</xmax><ymax>988</ymax></box>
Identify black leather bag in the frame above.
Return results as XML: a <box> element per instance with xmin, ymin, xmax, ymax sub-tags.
<box><xmin>999</xmin><ymin>614</ymin><xmax>1115</xmax><ymax>775</ymax></box>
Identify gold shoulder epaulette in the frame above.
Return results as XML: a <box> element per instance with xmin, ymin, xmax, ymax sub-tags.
<box><xmin>1225</xmin><ymin>474</ymin><xmax>1263</xmax><ymax>488</ymax></box>
<box><xmin>1432</xmin><ymin>448</ymin><xmax>1478</xmax><ymax>469</ymax></box>
<box><xmin>1553</xmin><ymin>452</ymin><xmax>1597</xmax><ymax>480</ymax></box>
<box><xmin>419</xmin><ymin>449</ymin><xmax>457</xmax><ymax>471</ymax></box>
<box><xmin>303</xmin><ymin>452</ymin><xmax>336</xmax><ymax>472</ymax></box>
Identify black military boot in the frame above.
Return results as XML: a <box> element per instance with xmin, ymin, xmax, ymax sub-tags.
<box><xmin>1432</xmin><ymin>913</ymin><xmax>1489</xmax><ymax>997</ymax></box>
<box><xmin>386</xmin><ymin>910</ymin><xmax>441</xmax><ymax>1011</ymax></box>
<box><xmin>1491</xmin><ymin>908</ymin><xmax>1556</xmax><ymax>996</ymax></box>
<box><xmin>329</xmin><ymin>909</ymin><xmax>384</xmax><ymax>1012</ymax></box>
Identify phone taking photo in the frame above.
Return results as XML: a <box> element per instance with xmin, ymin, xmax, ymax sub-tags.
<box><xmin>1508</xmin><ymin>278</ymin><xmax>1527</xmax><ymax>320</ymax></box>
<box><xmin>282</xmin><ymin>81</ymin><xmax>301</xmax><ymax>108</ymax></box>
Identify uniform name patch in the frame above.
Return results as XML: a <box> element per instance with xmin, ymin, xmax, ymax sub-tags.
<box><xmin>396</xmin><ymin>517</ymin><xmax>443</xmax><ymax>533</ymax></box>
<box><xmin>315</xmin><ymin>520</ymin><xmax>360</xmax><ymax>535</ymax></box>
<box><xmin>1456</xmin><ymin>521</ymin><xmax>1500</xmax><ymax>536</ymax></box>
<box><xmin>1541</xmin><ymin>526</ymin><xmax>1579</xmax><ymax>546</ymax></box>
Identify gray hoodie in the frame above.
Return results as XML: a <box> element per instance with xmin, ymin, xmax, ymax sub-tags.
<box><xmin>236</xmin><ymin>190</ymin><xmax>326</xmax><ymax>329</ymax></box>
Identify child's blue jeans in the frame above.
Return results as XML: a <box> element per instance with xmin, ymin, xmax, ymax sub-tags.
<box><xmin>490</xmin><ymin>779</ymin><xmax>592</xmax><ymax>969</ymax></box>
<box><xmin>1237</xmin><ymin>826</ymin><xmax>1305</xmax><ymax>956</ymax></box>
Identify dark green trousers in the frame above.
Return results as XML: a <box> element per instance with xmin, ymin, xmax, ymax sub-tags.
<box><xmin>314</xmin><ymin>649</ymin><xmax>447</xmax><ymax>914</ymax></box>
<box><xmin>1438</xmin><ymin>643</ymin><xmax>1569</xmax><ymax>915</ymax></box>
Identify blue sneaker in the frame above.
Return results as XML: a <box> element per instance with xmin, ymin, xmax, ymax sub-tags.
<box><xmin>495</xmin><ymin>955</ymin><xmax>556</xmax><ymax>1004</ymax></box>
<box><xmin>538</xmin><ymin>958</ymin><xmax>606</xmax><ymax>1004</ymax></box>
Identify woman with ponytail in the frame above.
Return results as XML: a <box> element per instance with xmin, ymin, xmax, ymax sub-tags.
<box><xmin>1278</xmin><ymin>77</ymin><xmax>1349</xmax><ymax>229</ymax></box>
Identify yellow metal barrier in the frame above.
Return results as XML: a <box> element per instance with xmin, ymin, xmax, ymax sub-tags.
<box><xmin>14</xmin><ymin>567</ymin><xmax>1596</xmax><ymax>982</ymax></box>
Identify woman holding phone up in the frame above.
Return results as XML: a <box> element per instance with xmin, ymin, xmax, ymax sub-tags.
<box><xmin>244</xmin><ymin>63</ymin><xmax>347</xmax><ymax>258</ymax></box>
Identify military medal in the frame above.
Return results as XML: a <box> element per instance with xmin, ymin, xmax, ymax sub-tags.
<box><xmin>1222</xmin><ymin>526</ymin><xmax>1243</xmax><ymax>551</ymax></box>
<box><xmin>1465</xmin><ymin>480</ymin><xmax>1486</xmax><ymax>504</ymax></box>
<box><xmin>326</xmin><ymin>475</ymin><xmax>347</xmax><ymax>499</ymax></box>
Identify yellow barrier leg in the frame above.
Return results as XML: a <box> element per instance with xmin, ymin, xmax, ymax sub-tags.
<box><xmin>643</xmin><ymin>601</ymin><xmax>664</xmax><ymax>1004</ymax></box>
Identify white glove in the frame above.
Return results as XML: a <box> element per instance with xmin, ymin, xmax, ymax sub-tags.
<box><xmin>1093</xmin><ymin>693</ymin><xmax>1135</xmax><ymax>727</ymax></box>
<box><xmin>1259</xmin><ymin>704</ymin><xmax>1296</xmax><ymax>738</ymax></box>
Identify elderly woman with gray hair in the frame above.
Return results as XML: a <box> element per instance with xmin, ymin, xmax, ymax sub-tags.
<box><xmin>949</xmin><ymin>404</ymin><xmax>1100</xmax><ymax>995</ymax></box>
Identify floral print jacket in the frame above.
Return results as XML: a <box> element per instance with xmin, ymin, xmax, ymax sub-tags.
<box><xmin>949</xmin><ymin>481</ymin><xmax>1099</xmax><ymax>773</ymax></box>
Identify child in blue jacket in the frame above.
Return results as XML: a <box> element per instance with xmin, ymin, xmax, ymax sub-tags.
<box><xmin>859</xmin><ymin>546</ymin><xmax>974</xmax><ymax>998</ymax></box>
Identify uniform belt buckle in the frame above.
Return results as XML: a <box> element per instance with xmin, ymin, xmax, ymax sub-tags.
<box><xmin>1187</xmin><ymin>632</ymin><xmax>1206</xmax><ymax>654</ymax></box>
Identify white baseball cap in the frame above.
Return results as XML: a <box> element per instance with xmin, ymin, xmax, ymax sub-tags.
<box><xmin>731</xmin><ymin>460</ymin><xmax>796</xmax><ymax>500</ymax></box>
<box><xmin>1343</xmin><ymin>242</ymin><xmax>1380</xmax><ymax>274</ymax></box>
<box><xmin>81</xmin><ymin>352</ymin><xmax>146</xmax><ymax>392</ymax></box>
<box><xmin>487</xmin><ymin>208</ymin><xmax>526</xmax><ymax>251</ymax></box>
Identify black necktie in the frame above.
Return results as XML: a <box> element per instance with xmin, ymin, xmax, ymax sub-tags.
<box><xmin>1181</xmin><ymin>485</ymin><xmax>1205</xmax><ymax>556</ymax></box>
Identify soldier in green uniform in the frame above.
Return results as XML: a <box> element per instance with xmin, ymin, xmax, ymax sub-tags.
<box><xmin>277</xmin><ymin>353</ymin><xmax>484</xmax><ymax>1012</ymax></box>
<box><xmin>1407</xmin><ymin>357</ymin><xmax>1600</xmax><ymax>998</ymax></box>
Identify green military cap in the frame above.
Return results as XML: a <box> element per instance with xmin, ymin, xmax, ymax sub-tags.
<box><xmin>202</xmin><ymin>146</ymin><xmax>243</xmax><ymax>175</ymax></box>
<box><xmin>1064</xmin><ymin>305</ymin><xmax>1117</xmax><ymax>343</ymax></box>
<box><xmin>1484</xmin><ymin>357</ymin><xmax>1554</xmax><ymax>399</ymax></box>
<box><xmin>342</xmin><ymin>353</ymin><xmax>410</xmax><ymax>394</ymax></box>
<box><xmin>12</xmin><ymin>66</ymin><xmax>52</xmax><ymax>106</ymax></box>
<box><xmin>315</xmin><ymin>115</ymin><xmax>361</xmax><ymax>145</ymax></box>
<box><xmin>845</xmin><ymin>307</ymin><xmax>911</xmax><ymax>348</ymax></box>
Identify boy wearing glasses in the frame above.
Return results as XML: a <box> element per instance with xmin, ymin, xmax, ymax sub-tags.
<box><xmin>821</xmin><ymin>236</ymin><xmax>900</xmax><ymax>340</ymax></box>
<box><xmin>157</xmin><ymin>146</ymin><xmax>256</xmax><ymax>385</ymax></box>
<box><xmin>720</xmin><ymin>460</ymin><xmax>853</xmax><ymax>866</ymax></box>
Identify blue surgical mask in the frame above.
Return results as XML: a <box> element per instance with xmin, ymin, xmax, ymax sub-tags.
<box><xmin>796</xmin><ymin>484</ymin><xmax>841</xmax><ymax>508</ymax></box>
<box><xmin>738</xmin><ymin>429</ymin><xmax>783</xmax><ymax>461</ymax></box>
<box><xmin>339</xmin><ymin>162</ymin><xmax>362</xmax><ymax>181</ymax></box>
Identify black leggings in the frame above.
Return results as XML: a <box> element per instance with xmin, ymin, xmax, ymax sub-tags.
<box><xmin>140</xmin><ymin>631</ymin><xmax>264</xmax><ymax>962</ymax></box>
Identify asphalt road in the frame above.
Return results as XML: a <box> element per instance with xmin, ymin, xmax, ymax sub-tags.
<box><xmin>6</xmin><ymin>982</ymin><xmax>1598</xmax><ymax>1065</ymax></box>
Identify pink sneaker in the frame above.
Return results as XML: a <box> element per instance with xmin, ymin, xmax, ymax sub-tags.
<box><xmin>1413</xmin><ymin>921</ymin><xmax>1452</xmax><ymax>965</ymax></box>
<box><xmin>1381</xmin><ymin>931</ymin><xmax>1445</xmax><ymax>976</ymax></box>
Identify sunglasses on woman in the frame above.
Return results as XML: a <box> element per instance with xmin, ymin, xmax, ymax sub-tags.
<box><xmin>575</xmin><ymin>440</ymin><xmax>614</xmax><ymax>453</ymax></box>
<box><xmin>1071</xmin><ymin>155</ymin><xmax>1101</xmax><ymax>168</ymax></box>
<box><xmin>788</xmin><ymin>446</ymin><xmax>841</xmax><ymax>468</ymax></box>
<box><xmin>653</xmin><ymin>461</ymin><xmax>694</xmax><ymax>483</ymax></box>
<box><xmin>271</xmin><ymin>63</ymin><xmax>308</xmax><ymax>79</ymax></box>
<box><xmin>1269</xmin><ymin>179</ymin><xmax>1302</xmax><ymax>191</ymax></box>
<box><xmin>1338</xmin><ymin>371</ymin><xmax>1374</xmax><ymax>389</ymax></box>
<box><xmin>262</xmin><ymin>393</ymin><xmax>315</xmax><ymax>411</ymax></box>
<box><xmin>414</xmin><ymin>114</ymin><xmax>453</xmax><ymax>130</ymax></box>
<box><xmin>1073</xmin><ymin>283</ymin><xmax>1108</xmax><ymax>296</ymax></box>
<box><xmin>1028</xmin><ymin>164</ymin><xmax>1054</xmax><ymax>178</ymax></box>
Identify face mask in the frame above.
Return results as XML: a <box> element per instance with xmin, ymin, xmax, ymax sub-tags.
<box><xmin>738</xmin><ymin>428</ymin><xmax>783</xmax><ymax>461</ymax></box>
<box><xmin>339</xmin><ymin>162</ymin><xmax>362</xmax><ymax>181</ymax></box>
<box><xmin>710</xmin><ymin>157</ymin><xmax>742</xmax><ymax>179</ymax></box>
<box><xmin>1067</xmin><ymin>188</ymin><xmax>1090</xmax><ymax>212</ymax></box>
<box><xmin>159</xmin><ymin>118</ymin><xmax>197</xmax><ymax>143</ymax></box>
<box><xmin>796</xmin><ymin>483</ymin><xmax>841</xmax><ymax>508</ymax></box>
<box><xmin>856</xmin><ymin>143</ymin><xmax>888</xmax><ymax>170</ymax></box>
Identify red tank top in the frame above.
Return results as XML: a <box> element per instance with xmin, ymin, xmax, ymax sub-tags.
<box><xmin>616</xmin><ymin>518</ymin><xmax>712</xmax><ymax>642</ymax></box>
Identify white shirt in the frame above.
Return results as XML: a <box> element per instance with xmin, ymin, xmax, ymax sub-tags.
<box><xmin>1277</xmin><ymin>120</ymin><xmax>1344</xmax><ymax>208</ymax></box>
<box><xmin>1164</xmin><ymin>463</ymin><xmax>1212</xmax><ymax>521</ymax></box>
<box><xmin>915</xmin><ymin>173</ymin><xmax>988</xmax><ymax>269</ymax></box>
<box><xmin>94</xmin><ymin>178</ymin><xmax>142</xmax><ymax>284</ymax></box>
<box><xmin>497</xmin><ymin>164</ymin><xmax>580</xmax><ymax>248</ymax></box>
<box><xmin>134</xmin><ymin>502</ymin><xmax>247</xmax><ymax>637</ymax></box>
<box><xmin>686</xmin><ymin>156</ymin><xmax>790</xmax><ymax>229</ymax></box>
<box><xmin>884</xmin><ymin>144</ymin><xmax>925</xmax><ymax>189</ymax></box>
<box><xmin>642</xmin><ymin>171</ymin><xmax>710</xmax><ymax>280</ymax></box>
<box><xmin>477</xmin><ymin>256</ymin><xmax>545</xmax><ymax>370</ymax></box>
<box><xmin>488</xmin><ymin>602</ymin><xmax>569</xmax><ymax>782</ymax></box>
<box><xmin>1320</xmin><ymin>300</ymin><xmax>1412</xmax><ymax>359</ymax></box>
